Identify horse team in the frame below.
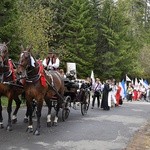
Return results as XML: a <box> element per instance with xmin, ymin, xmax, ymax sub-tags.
<box><xmin>0</xmin><ymin>43</ymin><xmax>75</xmax><ymax>135</ymax></box>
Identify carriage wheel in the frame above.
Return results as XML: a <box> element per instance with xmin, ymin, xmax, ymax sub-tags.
<box><xmin>53</xmin><ymin>101</ymin><xmax>58</xmax><ymax>111</ymax></box>
<box><xmin>81</xmin><ymin>91</ymin><xmax>90</xmax><ymax>116</ymax></box>
<box><xmin>64</xmin><ymin>96</ymin><xmax>72</xmax><ymax>108</ymax></box>
<box><xmin>62</xmin><ymin>96</ymin><xmax>71</xmax><ymax>121</ymax></box>
<box><xmin>62</xmin><ymin>108</ymin><xmax>70</xmax><ymax>121</ymax></box>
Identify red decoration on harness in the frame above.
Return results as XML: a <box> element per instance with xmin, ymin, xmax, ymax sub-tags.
<box><xmin>38</xmin><ymin>60</ymin><xmax>46</xmax><ymax>87</ymax></box>
<box><xmin>8</xmin><ymin>59</ymin><xmax>16</xmax><ymax>81</ymax></box>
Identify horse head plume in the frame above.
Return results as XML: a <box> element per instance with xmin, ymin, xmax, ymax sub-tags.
<box><xmin>20</xmin><ymin>45</ymin><xmax>24</xmax><ymax>52</ymax></box>
<box><xmin>27</xmin><ymin>44</ymin><xmax>33</xmax><ymax>52</ymax></box>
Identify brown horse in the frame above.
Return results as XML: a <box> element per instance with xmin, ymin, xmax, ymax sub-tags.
<box><xmin>0</xmin><ymin>43</ymin><xmax>24</xmax><ymax>131</ymax></box>
<box><xmin>16</xmin><ymin>46</ymin><xmax>65</xmax><ymax>135</ymax></box>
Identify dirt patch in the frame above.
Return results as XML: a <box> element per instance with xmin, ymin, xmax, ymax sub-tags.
<box><xmin>125</xmin><ymin>122</ymin><xmax>150</xmax><ymax>150</ymax></box>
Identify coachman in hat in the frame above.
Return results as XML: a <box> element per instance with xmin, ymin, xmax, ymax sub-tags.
<box><xmin>42</xmin><ymin>50</ymin><xmax>60</xmax><ymax>70</ymax></box>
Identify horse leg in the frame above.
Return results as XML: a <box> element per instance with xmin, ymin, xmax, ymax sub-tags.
<box><xmin>12</xmin><ymin>96</ymin><xmax>22</xmax><ymax>124</ymax></box>
<box><xmin>24</xmin><ymin>109</ymin><xmax>29</xmax><ymax>123</ymax></box>
<box><xmin>0</xmin><ymin>98</ymin><xmax>4</xmax><ymax>128</ymax></box>
<box><xmin>26</xmin><ymin>100</ymin><xmax>33</xmax><ymax>133</ymax></box>
<box><xmin>32</xmin><ymin>100</ymin><xmax>37</xmax><ymax>117</ymax></box>
<box><xmin>6</xmin><ymin>98</ymin><xmax>13</xmax><ymax>131</ymax></box>
<box><xmin>34</xmin><ymin>100</ymin><xmax>43</xmax><ymax>136</ymax></box>
<box><xmin>24</xmin><ymin>100</ymin><xmax>37</xmax><ymax>123</ymax></box>
<box><xmin>45</xmin><ymin>99</ymin><xmax>52</xmax><ymax>127</ymax></box>
<box><xmin>53</xmin><ymin>102</ymin><xmax>60</xmax><ymax>126</ymax></box>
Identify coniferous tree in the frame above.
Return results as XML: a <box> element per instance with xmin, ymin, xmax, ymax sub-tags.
<box><xmin>0</xmin><ymin>0</ymin><xmax>20</xmax><ymax>60</ymax></box>
<box><xmin>58</xmin><ymin>0</ymin><xmax>97</xmax><ymax>77</ymax></box>
<box><xmin>93</xmin><ymin>0</ymin><xmax>142</xmax><ymax>80</ymax></box>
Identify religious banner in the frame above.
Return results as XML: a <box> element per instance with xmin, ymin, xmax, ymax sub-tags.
<box><xmin>66</xmin><ymin>62</ymin><xmax>77</xmax><ymax>78</ymax></box>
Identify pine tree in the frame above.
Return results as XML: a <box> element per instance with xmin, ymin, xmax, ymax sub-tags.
<box><xmin>93</xmin><ymin>0</ymin><xmax>142</xmax><ymax>80</ymax></box>
<box><xmin>58</xmin><ymin>0</ymin><xmax>97</xmax><ymax>77</ymax></box>
<box><xmin>0</xmin><ymin>0</ymin><xmax>20</xmax><ymax>60</ymax></box>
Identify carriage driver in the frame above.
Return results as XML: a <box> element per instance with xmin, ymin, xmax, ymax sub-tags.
<box><xmin>42</xmin><ymin>50</ymin><xmax>60</xmax><ymax>70</ymax></box>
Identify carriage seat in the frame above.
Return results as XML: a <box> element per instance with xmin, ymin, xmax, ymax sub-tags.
<box><xmin>64</xmin><ymin>78</ymin><xmax>79</xmax><ymax>89</ymax></box>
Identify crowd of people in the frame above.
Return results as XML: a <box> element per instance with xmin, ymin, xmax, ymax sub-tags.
<box><xmin>89</xmin><ymin>78</ymin><xmax>122</xmax><ymax>111</ymax></box>
<box><xmin>126</xmin><ymin>82</ymin><xmax>150</xmax><ymax>102</ymax></box>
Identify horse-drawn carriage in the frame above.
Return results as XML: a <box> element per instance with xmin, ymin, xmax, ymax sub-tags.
<box><xmin>63</xmin><ymin>71</ymin><xmax>91</xmax><ymax>116</ymax></box>
<box><xmin>0</xmin><ymin>43</ymin><xmax>90</xmax><ymax>135</ymax></box>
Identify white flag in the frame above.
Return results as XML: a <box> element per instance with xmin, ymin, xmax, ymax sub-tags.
<box><xmin>139</xmin><ymin>79</ymin><xmax>149</xmax><ymax>89</ymax></box>
<box><xmin>135</xmin><ymin>78</ymin><xmax>138</xmax><ymax>86</ymax></box>
<box><xmin>126</xmin><ymin>74</ymin><xmax>131</xmax><ymax>82</ymax></box>
<box><xmin>90</xmin><ymin>70</ymin><xmax>95</xmax><ymax>84</ymax></box>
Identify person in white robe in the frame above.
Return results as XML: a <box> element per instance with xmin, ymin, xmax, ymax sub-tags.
<box><xmin>108</xmin><ymin>80</ymin><xmax>117</xmax><ymax>107</ymax></box>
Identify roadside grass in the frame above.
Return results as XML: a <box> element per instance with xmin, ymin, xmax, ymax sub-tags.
<box><xmin>1</xmin><ymin>96</ymin><xmax>26</xmax><ymax>107</ymax></box>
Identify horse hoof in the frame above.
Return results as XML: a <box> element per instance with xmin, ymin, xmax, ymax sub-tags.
<box><xmin>12</xmin><ymin>118</ymin><xmax>17</xmax><ymax>124</ymax></box>
<box><xmin>29</xmin><ymin>128</ymin><xmax>33</xmax><ymax>133</ymax></box>
<box><xmin>26</xmin><ymin>127</ymin><xmax>33</xmax><ymax>133</ymax></box>
<box><xmin>0</xmin><ymin>124</ymin><xmax>4</xmax><ymax>129</ymax></box>
<box><xmin>24</xmin><ymin>118</ymin><xmax>28</xmax><ymax>123</ymax></box>
<box><xmin>34</xmin><ymin>130</ymin><xmax>40</xmax><ymax>136</ymax></box>
<box><xmin>53</xmin><ymin>122</ymin><xmax>57</xmax><ymax>126</ymax></box>
<box><xmin>6</xmin><ymin>125</ymin><xmax>12</xmax><ymax>131</ymax></box>
<box><xmin>47</xmin><ymin>122</ymin><xmax>52</xmax><ymax>127</ymax></box>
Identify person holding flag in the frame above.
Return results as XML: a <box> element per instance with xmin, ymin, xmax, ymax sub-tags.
<box><xmin>127</xmin><ymin>83</ymin><xmax>133</xmax><ymax>101</ymax></box>
<box><xmin>91</xmin><ymin>78</ymin><xmax>102</xmax><ymax>109</ymax></box>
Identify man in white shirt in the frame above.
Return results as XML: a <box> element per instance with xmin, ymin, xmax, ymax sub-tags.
<box><xmin>42</xmin><ymin>51</ymin><xmax>60</xmax><ymax>70</ymax></box>
<box><xmin>51</xmin><ymin>52</ymin><xmax>60</xmax><ymax>70</ymax></box>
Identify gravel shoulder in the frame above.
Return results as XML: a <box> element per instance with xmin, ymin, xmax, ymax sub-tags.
<box><xmin>125</xmin><ymin>121</ymin><xmax>150</xmax><ymax>150</ymax></box>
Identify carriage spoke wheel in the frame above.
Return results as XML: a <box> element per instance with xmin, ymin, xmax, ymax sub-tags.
<box><xmin>62</xmin><ymin>96</ymin><xmax>71</xmax><ymax>121</ymax></box>
<box><xmin>81</xmin><ymin>91</ymin><xmax>90</xmax><ymax>116</ymax></box>
<box><xmin>62</xmin><ymin>108</ymin><xmax>70</xmax><ymax>121</ymax></box>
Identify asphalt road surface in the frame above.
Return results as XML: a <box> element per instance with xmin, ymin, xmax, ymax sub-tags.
<box><xmin>0</xmin><ymin>100</ymin><xmax>150</xmax><ymax>150</ymax></box>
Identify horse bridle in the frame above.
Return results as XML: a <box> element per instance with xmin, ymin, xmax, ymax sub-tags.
<box><xmin>18</xmin><ymin>52</ymin><xmax>40</xmax><ymax>80</ymax></box>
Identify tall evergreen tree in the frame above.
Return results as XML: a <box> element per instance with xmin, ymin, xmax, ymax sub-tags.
<box><xmin>59</xmin><ymin>0</ymin><xmax>97</xmax><ymax>77</ymax></box>
<box><xmin>93</xmin><ymin>0</ymin><xmax>142</xmax><ymax>80</ymax></box>
<box><xmin>0</xmin><ymin>0</ymin><xmax>20</xmax><ymax>60</ymax></box>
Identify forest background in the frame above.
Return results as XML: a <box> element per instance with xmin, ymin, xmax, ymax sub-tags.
<box><xmin>0</xmin><ymin>0</ymin><xmax>150</xmax><ymax>81</ymax></box>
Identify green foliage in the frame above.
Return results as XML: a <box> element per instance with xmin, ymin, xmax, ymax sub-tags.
<box><xmin>1</xmin><ymin>0</ymin><xmax>150</xmax><ymax>79</ymax></box>
<box><xmin>16</xmin><ymin>0</ymin><xmax>53</xmax><ymax>58</ymax></box>
<box><xmin>55</xmin><ymin>0</ymin><xmax>97</xmax><ymax>78</ymax></box>
<box><xmin>0</xmin><ymin>0</ymin><xmax>21</xmax><ymax>60</ymax></box>
<box><xmin>92</xmin><ymin>0</ymin><xmax>148</xmax><ymax>80</ymax></box>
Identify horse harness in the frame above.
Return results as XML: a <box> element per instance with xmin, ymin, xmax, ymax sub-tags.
<box><xmin>45</xmin><ymin>70</ymin><xmax>64</xmax><ymax>101</ymax></box>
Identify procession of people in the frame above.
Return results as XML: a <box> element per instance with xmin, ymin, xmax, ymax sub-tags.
<box><xmin>85</xmin><ymin>76</ymin><xmax>150</xmax><ymax>111</ymax></box>
<box><xmin>39</xmin><ymin>48</ymin><xmax>150</xmax><ymax>111</ymax></box>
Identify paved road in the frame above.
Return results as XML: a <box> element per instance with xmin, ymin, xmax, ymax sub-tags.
<box><xmin>0</xmin><ymin>100</ymin><xmax>150</xmax><ymax>150</ymax></box>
